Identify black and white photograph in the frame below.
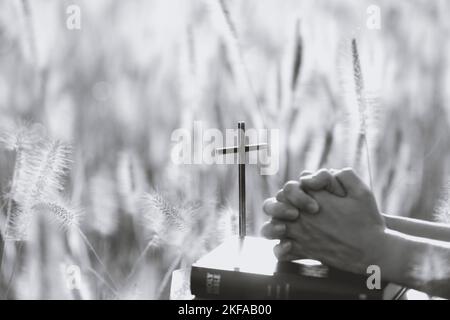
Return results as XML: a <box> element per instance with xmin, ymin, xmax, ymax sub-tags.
<box><xmin>0</xmin><ymin>0</ymin><xmax>450</xmax><ymax>305</ymax></box>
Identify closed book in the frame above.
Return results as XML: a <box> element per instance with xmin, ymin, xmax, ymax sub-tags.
<box><xmin>191</xmin><ymin>236</ymin><xmax>386</xmax><ymax>300</ymax></box>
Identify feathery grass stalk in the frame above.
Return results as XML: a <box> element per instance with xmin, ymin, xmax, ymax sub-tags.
<box><xmin>3</xmin><ymin>242</ymin><xmax>24</xmax><ymax>299</ymax></box>
<box><xmin>19</xmin><ymin>0</ymin><xmax>37</xmax><ymax>64</ymax></box>
<box><xmin>28</xmin><ymin>141</ymin><xmax>72</xmax><ymax>203</ymax></box>
<box><xmin>284</xmin><ymin>19</ymin><xmax>303</xmax><ymax>181</ymax></box>
<box><xmin>318</xmin><ymin>76</ymin><xmax>338</xmax><ymax>169</ymax></box>
<box><xmin>34</xmin><ymin>201</ymin><xmax>119</xmax><ymax>294</ymax></box>
<box><xmin>291</xmin><ymin>19</ymin><xmax>303</xmax><ymax>92</ymax></box>
<box><xmin>318</xmin><ymin>130</ymin><xmax>333</xmax><ymax>168</ymax></box>
<box><xmin>2</xmin><ymin>137</ymin><xmax>72</xmax><ymax>296</ymax></box>
<box><xmin>0</xmin><ymin>127</ymin><xmax>42</xmax><ymax>273</ymax></box>
<box><xmin>0</xmin><ymin>149</ymin><xmax>24</xmax><ymax>268</ymax></box>
<box><xmin>352</xmin><ymin>39</ymin><xmax>366</xmax><ymax>130</ymax></box>
<box><xmin>145</xmin><ymin>193</ymin><xmax>178</xmax><ymax>221</ymax></box>
<box><xmin>275</xmin><ymin>63</ymin><xmax>283</xmax><ymax>111</ymax></box>
<box><xmin>140</xmin><ymin>192</ymin><xmax>186</xmax><ymax>245</ymax></box>
<box><xmin>37</xmin><ymin>201</ymin><xmax>80</xmax><ymax>229</ymax></box>
<box><xmin>77</xmin><ymin>229</ymin><xmax>119</xmax><ymax>293</ymax></box>
<box><xmin>117</xmin><ymin>152</ymin><xmax>146</xmax><ymax>215</ymax></box>
<box><xmin>363</xmin><ymin>135</ymin><xmax>374</xmax><ymax>190</ymax></box>
<box><xmin>154</xmin><ymin>221</ymin><xmax>216</xmax><ymax>299</ymax></box>
<box><xmin>4</xmin><ymin>140</ymin><xmax>71</xmax><ymax>241</ymax></box>
<box><xmin>155</xmin><ymin>251</ymin><xmax>183</xmax><ymax>299</ymax></box>
<box><xmin>89</xmin><ymin>172</ymin><xmax>118</xmax><ymax>236</ymax></box>
<box><xmin>125</xmin><ymin>237</ymin><xmax>159</xmax><ymax>283</ymax></box>
<box><xmin>381</xmin><ymin>129</ymin><xmax>408</xmax><ymax>209</ymax></box>
<box><xmin>1</xmin><ymin>133</ymin><xmax>24</xmax><ymax>236</ymax></box>
<box><xmin>86</xmin><ymin>267</ymin><xmax>119</xmax><ymax>299</ymax></box>
<box><xmin>139</xmin><ymin>192</ymin><xmax>223</xmax><ymax>299</ymax></box>
<box><xmin>187</xmin><ymin>24</ymin><xmax>197</xmax><ymax>77</ymax></box>
<box><xmin>351</xmin><ymin>38</ymin><xmax>373</xmax><ymax>190</ymax></box>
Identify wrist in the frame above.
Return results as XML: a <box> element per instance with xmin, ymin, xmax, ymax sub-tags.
<box><xmin>375</xmin><ymin>229</ymin><xmax>414</xmax><ymax>284</ymax></box>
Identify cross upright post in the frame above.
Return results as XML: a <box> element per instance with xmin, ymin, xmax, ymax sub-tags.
<box><xmin>238</xmin><ymin>121</ymin><xmax>246</xmax><ymax>238</ymax></box>
<box><xmin>215</xmin><ymin>121</ymin><xmax>268</xmax><ymax>240</ymax></box>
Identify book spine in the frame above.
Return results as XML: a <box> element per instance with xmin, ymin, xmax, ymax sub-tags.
<box><xmin>190</xmin><ymin>266</ymin><xmax>383</xmax><ymax>300</ymax></box>
<box><xmin>191</xmin><ymin>266</ymin><xmax>272</xmax><ymax>299</ymax></box>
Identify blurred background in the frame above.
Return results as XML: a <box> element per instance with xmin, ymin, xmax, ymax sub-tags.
<box><xmin>0</xmin><ymin>0</ymin><xmax>450</xmax><ymax>299</ymax></box>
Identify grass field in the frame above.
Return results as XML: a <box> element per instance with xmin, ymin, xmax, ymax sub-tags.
<box><xmin>0</xmin><ymin>0</ymin><xmax>449</xmax><ymax>299</ymax></box>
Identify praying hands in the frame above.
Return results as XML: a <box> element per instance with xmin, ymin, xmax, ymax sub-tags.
<box><xmin>262</xmin><ymin>168</ymin><xmax>450</xmax><ymax>299</ymax></box>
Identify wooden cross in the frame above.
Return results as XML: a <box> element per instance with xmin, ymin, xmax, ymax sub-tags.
<box><xmin>215</xmin><ymin>121</ymin><xmax>268</xmax><ymax>238</ymax></box>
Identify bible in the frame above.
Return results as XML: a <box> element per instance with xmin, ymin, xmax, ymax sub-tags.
<box><xmin>191</xmin><ymin>236</ymin><xmax>386</xmax><ymax>299</ymax></box>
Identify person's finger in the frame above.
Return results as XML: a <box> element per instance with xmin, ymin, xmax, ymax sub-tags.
<box><xmin>283</xmin><ymin>181</ymin><xmax>319</xmax><ymax>214</ymax></box>
<box><xmin>274</xmin><ymin>241</ymin><xmax>310</xmax><ymax>261</ymax></box>
<box><xmin>277</xmin><ymin>250</ymin><xmax>304</xmax><ymax>261</ymax></box>
<box><xmin>283</xmin><ymin>221</ymin><xmax>302</xmax><ymax>240</ymax></box>
<box><xmin>299</xmin><ymin>169</ymin><xmax>333</xmax><ymax>190</ymax></box>
<box><xmin>260</xmin><ymin>221</ymin><xmax>286</xmax><ymax>239</ymax></box>
<box><xmin>275</xmin><ymin>252</ymin><xmax>299</xmax><ymax>262</ymax></box>
<box><xmin>275</xmin><ymin>189</ymin><xmax>288</xmax><ymax>203</ymax></box>
<box><xmin>263</xmin><ymin>198</ymin><xmax>299</xmax><ymax>220</ymax></box>
<box><xmin>299</xmin><ymin>170</ymin><xmax>313</xmax><ymax>179</ymax></box>
<box><xmin>289</xmin><ymin>241</ymin><xmax>313</xmax><ymax>260</ymax></box>
<box><xmin>273</xmin><ymin>240</ymin><xmax>292</xmax><ymax>260</ymax></box>
<box><xmin>300</xmin><ymin>169</ymin><xmax>346</xmax><ymax>197</ymax></box>
<box><xmin>327</xmin><ymin>168</ymin><xmax>347</xmax><ymax>196</ymax></box>
<box><xmin>334</xmin><ymin>168</ymin><xmax>367</xmax><ymax>196</ymax></box>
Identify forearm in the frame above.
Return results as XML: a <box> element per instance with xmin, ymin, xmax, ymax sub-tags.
<box><xmin>379</xmin><ymin>229</ymin><xmax>450</xmax><ymax>298</ymax></box>
<box><xmin>383</xmin><ymin>214</ymin><xmax>450</xmax><ymax>242</ymax></box>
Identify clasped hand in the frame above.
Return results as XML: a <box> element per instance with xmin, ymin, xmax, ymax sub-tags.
<box><xmin>261</xmin><ymin>168</ymin><xmax>387</xmax><ymax>274</ymax></box>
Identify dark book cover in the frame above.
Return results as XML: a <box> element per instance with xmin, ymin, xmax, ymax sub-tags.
<box><xmin>191</xmin><ymin>236</ymin><xmax>387</xmax><ymax>300</ymax></box>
